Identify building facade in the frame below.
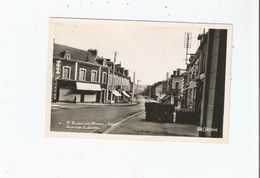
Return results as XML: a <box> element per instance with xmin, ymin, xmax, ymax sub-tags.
<box><xmin>183</xmin><ymin>53</ymin><xmax>201</xmax><ymax>111</ymax></box>
<box><xmin>183</xmin><ymin>29</ymin><xmax>228</xmax><ymax>137</ymax></box>
<box><xmin>149</xmin><ymin>70</ymin><xmax>185</xmax><ymax>106</ymax></box>
<box><xmin>169</xmin><ymin>69</ymin><xmax>185</xmax><ymax>107</ymax></box>
<box><xmin>52</xmin><ymin>44</ymin><xmax>109</xmax><ymax>103</ymax></box>
<box><xmin>198</xmin><ymin>29</ymin><xmax>227</xmax><ymax>137</ymax></box>
<box><xmin>144</xmin><ymin>29</ymin><xmax>227</xmax><ymax>138</ymax></box>
<box><xmin>106</xmin><ymin>62</ymin><xmax>132</xmax><ymax>103</ymax></box>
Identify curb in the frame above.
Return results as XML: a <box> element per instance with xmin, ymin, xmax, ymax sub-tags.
<box><xmin>51</xmin><ymin>102</ymin><xmax>140</xmax><ymax>109</ymax></box>
<box><xmin>109</xmin><ymin>102</ymin><xmax>140</xmax><ymax>107</ymax></box>
<box><xmin>103</xmin><ymin>110</ymin><xmax>145</xmax><ymax>134</ymax></box>
<box><xmin>51</xmin><ymin>105</ymin><xmax>61</xmax><ymax>109</ymax></box>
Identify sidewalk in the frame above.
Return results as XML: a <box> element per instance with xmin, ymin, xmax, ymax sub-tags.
<box><xmin>106</xmin><ymin>112</ymin><xmax>199</xmax><ymax>137</ymax></box>
<box><xmin>51</xmin><ymin>101</ymin><xmax>139</xmax><ymax>110</ymax></box>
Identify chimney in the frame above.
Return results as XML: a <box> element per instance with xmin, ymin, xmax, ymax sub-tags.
<box><xmin>102</xmin><ymin>57</ymin><xmax>107</xmax><ymax>66</ymax></box>
<box><xmin>125</xmin><ymin>70</ymin><xmax>129</xmax><ymax>77</ymax></box>
<box><xmin>173</xmin><ymin>71</ymin><xmax>177</xmax><ymax>76</ymax></box>
<box><xmin>166</xmin><ymin>72</ymin><xmax>169</xmax><ymax>80</ymax></box>
<box><xmin>177</xmin><ymin>69</ymin><xmax>180</xmax><ymax>76</ymax></box>
<box><xmin>89</xmin><ymin>49</ymin><xmax>97</xmax><ymax>56</ymax></box>
<box><xmin>86</xmin><ymin>49</ymin><xmax>98</xmax><ymax>62</ymax></box>
<box><xmin>121</xmin><ymin>68</ymin><xmax>125</xmax><ymax>75</ymax></box>
<box><xmin>115</xmin><ymin>64</ymin><xmax>121</xmax><ymax>73</ymax></box>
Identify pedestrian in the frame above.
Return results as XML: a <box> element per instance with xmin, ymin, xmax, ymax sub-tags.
<box><xmin>73</xmin><ymin>96</ymin><xmax>76</xmax><ymax>104</ymax></box>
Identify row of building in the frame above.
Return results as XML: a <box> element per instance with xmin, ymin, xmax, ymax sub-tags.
<box><xmin>148</xmin><ymin>29</ymin><xmax>227</xmax><ymax>137</ymax></box>
<box><xmin>148</xmin><ymin>69</ymin><xmax>185</xmax><ymax>108</ymax></box>
<box><xmin>52</xmin><ymin>43</ymin><xmax>133</xmax><ymax>103</ymax></box>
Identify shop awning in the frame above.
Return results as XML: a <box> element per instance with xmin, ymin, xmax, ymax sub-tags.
<box><xmin>126</xmin><ymin>91</ymin><xmax>132</xmax><ymax>97</ymax></box>
<box><xmin>183</xmin><ymin>81</ymin><xmax>197</xmax><ymax>91</ymax></box>
<box><xmin>63</xmin><ymin>89</ymin><xmax>74</xmax><ymax>96</ymax></box>
<box><xmin>113</xmin><ymin>90</ymin><xmax>122</xmax><ymax>97</ymax></box>
<box><xmin>189</xmin><ymin>81</ymin><xmax>197</xmax><ymax>88</ymax></box>
<box><xmin>76</xmin><ymin>82</ymin><xmax>101</xmax><ymax>91</ymax></box>
<box><xmin>122</xmin><ymin>91</ymin><xmax>130</xmax><ymax>97</ymax></box>
<box><xmin>161</xmin><ymin>94</ymin><xmax>170</xmax><ymax>100</ymax></box>
<box><xmin>159</xmin><ymin>94</ymin><xmax>166</xmax><ymax>100</ymax></box>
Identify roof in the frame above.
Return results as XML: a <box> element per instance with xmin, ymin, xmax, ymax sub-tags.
<box><xmin>152</xmin><ymin>81</ymin><xmax>164</xmax><ymax>87</ymax></box>
<box><xmin>189</xmin><ymin>52</ymin><xmax>199</xmax><ymax>66</ymax></box>
<box><xmin>53</xmin><ymin>43</ymin><xmax>99</xmax><ymax>65</ymax></box>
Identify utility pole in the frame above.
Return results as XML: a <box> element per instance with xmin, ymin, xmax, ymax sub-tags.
<box><xmin>131</xmin><ymin>72</ymin><xmax>135</xmax><ymax>103</ymax></box>
<box><xmin>136</xmin><ymin>79</ymin><xmax>141</xmax><ymax>95</ymax></box>
<box><xmin>149</xmin><ymin>85</ymin><xmax>151</xmax><ymax>99</ymax></box>
<box><xmin>110</xmin><ymin>51</ymin><xmax>117</xmax><ymax>104</ymax></box>
<box><xmin>184</xmin><ymin>32</ymin><xmax>192</xmax><ymax>64</ymax></box>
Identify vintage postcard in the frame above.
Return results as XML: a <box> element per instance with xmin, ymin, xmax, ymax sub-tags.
<box><xmin>46</xmin><ymin>18</ymin><xmax>232</xmax><ymax>143</ymax></box>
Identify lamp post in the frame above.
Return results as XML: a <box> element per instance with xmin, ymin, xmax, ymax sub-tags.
<box><xmin>136</xmin><ymin>79</ymin><xmax>141</xmax><ymax>94</ymax></box>
<box><xmin>110</xmin><ymin>51</ymin><xmax>117</xmax><ymax>104</ymax></box>
<box><xmin>148</xmin><ymin>85</ymin><xmax>151</xmax><ymax>99</ymax></box>
<box><xmin>131</xmin><ymin>72</ymin><xmax>135</xmax><ymax>103</ymax></box>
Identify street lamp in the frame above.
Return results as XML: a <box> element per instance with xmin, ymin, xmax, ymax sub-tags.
<box><xmin>110</xmin><ymin>51</ymin><xmax>117</xmax><ymax>104</ymax></box>
<box><xmin>131</xmin><ymin>72</ymin><xmax>135</xmax><ymax>103</ymax></box>
<box><xmin>136</xmin><ymin>79</ymin><xmax>141</xmax><ymax>94</ymax></box>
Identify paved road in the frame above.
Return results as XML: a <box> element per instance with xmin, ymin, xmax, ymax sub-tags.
<box><xmin>50</xmin><ymin>97</ymin><xmax>145</xmax><ymax>133</ymax></box>
<box><xmin>108</xmin><ymin>112</ymin><xmax>199</xmax><ymax>137</ymax></box>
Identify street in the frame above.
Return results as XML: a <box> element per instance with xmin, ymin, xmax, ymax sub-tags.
<box><xmin>50</xmin><ymin>97</ymin><xmax>145</xmax><ymax>133</ymax></box>
<box><xmin>51</xmin><ymin>96</ymin><xmax>198</xmax><ymax>137</ymax></box>
<box><xmin>107</xmin><ymin>112</ymin><xmax>198</xmax><ymax>137</ymax></box>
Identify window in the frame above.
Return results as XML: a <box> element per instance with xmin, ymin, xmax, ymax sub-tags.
<box><xmin>102</xmin><ymin>72</ymin><xmax>107</xmax><ymax>83</ymax></box>
<box><xmin>79</xmin><ymin>68</ymin><xmax>86</xmax><ymax>81</ymax></box>
<box><xmin>62</xmin><ymin>66</ymin><xmax>71</xmax><ymax>79</ymax></box>
<box><xmin>64</xmin><ymin>50</ymin><xmax>71</xmax><ymax>60</ymax></box>
<box><xmin>91</xmin><ymin>70</ymin><xmax>98</xmax><ymax>82</ymax></box>
<box><xmin>175</xmin><ymin>82</ymin><xmax>179</xmax><ymax>90</ymax></box>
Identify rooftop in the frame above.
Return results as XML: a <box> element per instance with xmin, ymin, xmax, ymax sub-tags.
<box><xmin>53</xmin><ymin>43</ymin><xmax>99</xmax><ymax>65</ymax></box>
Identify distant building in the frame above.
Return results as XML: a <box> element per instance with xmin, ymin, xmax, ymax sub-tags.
<box><xmin>155</xmin><ymin>82</ymin><xmax>164</xmax><ymax>101</ymax></box>
<box><xmin>106</xmin><ymin>61</ymin><xmax>132</xmax><ymax>103</ymax></box>
<box><xmin>160</xmin><ymin>69</ymin><xmax>185</xmax><ymax>107</ymax></box>
<box><xmin>148</xmin><ymin>81</ymin><xmax>163</xmax><ymax>100</ymax></box>
<box><xmin>183</xmin><ymin>53</ymin><xmax>201</xmax><ymax>111</ymax></box>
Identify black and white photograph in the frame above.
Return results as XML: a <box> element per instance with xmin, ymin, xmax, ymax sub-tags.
<box><xmin>46</xmin><ymin>18</ymin><xmax>232</xmax><ymax>142</ymax></box>
<box><xmin>1</xmin><ymin>0</ymin><xmax>259</xmax><ymax>177</ymax></box>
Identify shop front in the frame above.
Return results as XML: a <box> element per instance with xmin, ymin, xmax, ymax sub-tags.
<box><xmin>112</xmin><ymin>90</ymin><xmax>122</xmax><ymax>103</ymax></box>
<box><xmin>122</xmin><ymin>91</ymin><xmax>131</xmax><ymax>102</ymax></box>
<box><xmin>57</xmin><ymin>80</ymin><xmax>102</xmax><ymax>103</ymax></box>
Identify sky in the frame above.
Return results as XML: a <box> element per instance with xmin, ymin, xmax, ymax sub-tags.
<box><xmin>51</xmin><ymin>19</ymin><xmax>206</xmax><ymax>85</ymax></box>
